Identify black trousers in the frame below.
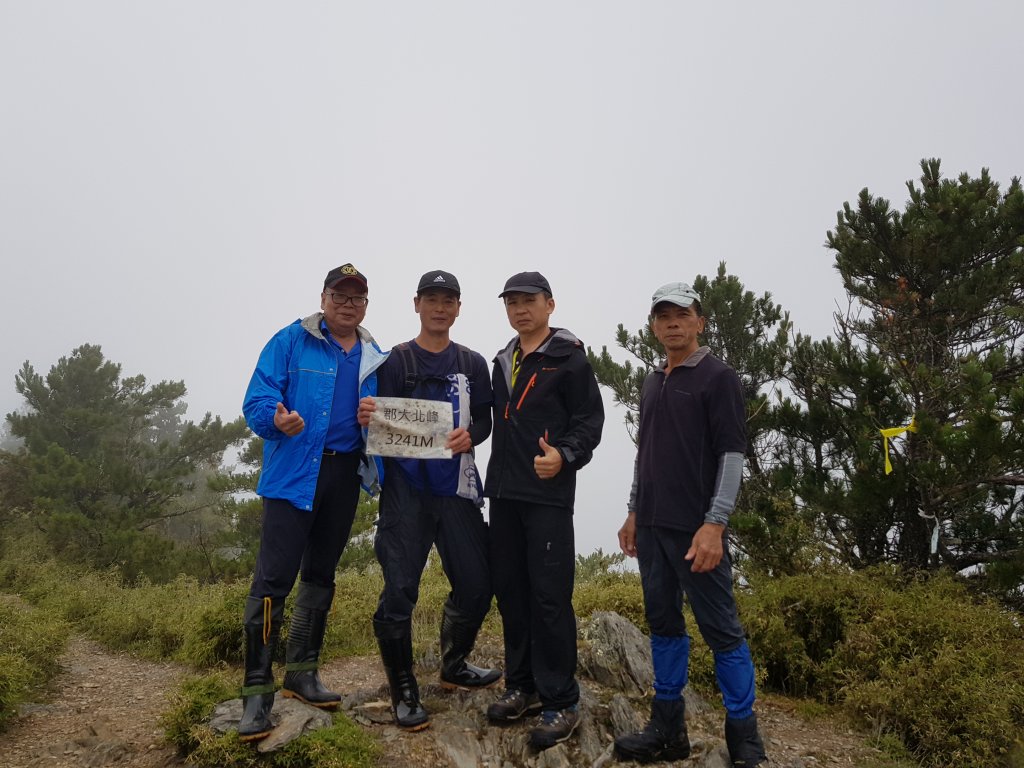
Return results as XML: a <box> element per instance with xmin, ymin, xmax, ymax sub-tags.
<box><xmin>636</xmin><ymin>525</ymin><xmax>746</xmax><ymax>652</ymax></box>
<box><xmin>489</xmin><ymin>498</ymin><xmax>578</xmax><ymax>710</ymax></box>
<box><xmin>250</xmin><ymin>451</ymin><xmax>362</xmax><ymax>599</ymax></box>
<box><xmin>373</xmin><ymin>461</ymin><xmax>492</xmax><ymax>625</ymax></box>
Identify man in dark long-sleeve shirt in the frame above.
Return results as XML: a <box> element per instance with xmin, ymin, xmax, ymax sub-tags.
<box><xmin>615</xmin><ymin>282</ymin><xmax>767</xmax><ymax>767</ymax></box>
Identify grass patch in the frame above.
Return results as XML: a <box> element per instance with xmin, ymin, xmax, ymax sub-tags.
<box><xmin>0</xmin><ymin>540</ymin><xmax>501</xmax><ymax>669</ymax></box>
<box><xmin>163</xmin><ymin>672</ymin><xmax>378</xmax><ymax>768</ymax></box>
<box><xmin>0</xmin><ymin>594</ymin><xmax>68</xmax><ymax>729</ymax></box>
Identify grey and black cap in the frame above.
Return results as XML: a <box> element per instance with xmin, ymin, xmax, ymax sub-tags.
<box><xmin>650</xmin><ymin>282</ymin><xmax>701</xmax><ymax>312</ymax></box>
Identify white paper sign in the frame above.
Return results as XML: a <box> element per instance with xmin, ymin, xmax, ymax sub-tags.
<box><xmin>366</xmin><ymin>397</ymin><xmax>453</xmax><ymax>459</ymax></box>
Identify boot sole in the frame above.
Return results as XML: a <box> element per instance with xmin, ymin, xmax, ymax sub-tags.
<box><xmin>238</xmin><ymin>729</ymin><xmax>272</xmax><ymax>742</ymax></box>
<box><xmin>439</xmin><ymin>676</ymin><xmax>503</xmax><ymax>692</ymax></box>
<box><xmin>281</xmin><ymin>689</ymin><xmax>340</xmax><ymax>709</ymax></box>
<box><xmin>613</xmin><ymin>746</ymin><xmax>690</xmax><ymax>763</ymax></box>
<box><xmin>530</xmin><ymin>718</ymin><xmax>579</xmax><ymax>749</ymax></box>
<box><xmin>398</xmin><ymin>719</ymin><xmax>431</xmax><ymax>732</ymax></box>
<box><xmin>487</xmin><ymin>703</ymin><xmax>544</xmax><ymax>722</ymax></box>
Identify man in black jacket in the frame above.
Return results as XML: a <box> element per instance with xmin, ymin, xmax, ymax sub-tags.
<box><xmin>483</xmin><ymin>271</ymin><xmax>605</xmax><ymax>750</ymax></box>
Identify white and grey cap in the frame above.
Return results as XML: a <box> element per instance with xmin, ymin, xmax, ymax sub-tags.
<box><xmin>651</xmin><ymin>282</ymin><xmax>701</xmax><ymax>312</ymax></box>
<box><xmin>417</xmin><ymin>270</ymin><xmax>461</xmax><ymax>295</ymax></box>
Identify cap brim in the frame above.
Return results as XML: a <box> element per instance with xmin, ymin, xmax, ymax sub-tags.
<box><xmin>651</xmin><ymin>296</ymin><xmax>695</xmax><ymax>311</ymax></box>
<box><xmin>499</xmin><ymin>285</ymin><xmax>546</xmax><ymax>297</ymax></box>
<box><xmin>327</xmin><ymin>276</ymin><xmax>367</xmax><ymax>289</ymax></box>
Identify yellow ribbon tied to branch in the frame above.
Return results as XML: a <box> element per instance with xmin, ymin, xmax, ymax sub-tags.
<box><xmin>880</xmin><ymin>418</ymin><xmax>917</xmax><ymax>475</ymax></box>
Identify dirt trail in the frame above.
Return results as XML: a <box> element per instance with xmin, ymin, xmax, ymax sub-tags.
<box><xmin>5</xmin><ymin>638</ymin><xmax>887</xmax><ymax>767</ymax></box>
<box><xmin>5</xmin><ymin>637</ymin><xmax>184</xmax><ymax>768</ymax></box>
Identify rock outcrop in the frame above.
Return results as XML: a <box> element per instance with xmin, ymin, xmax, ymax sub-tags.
<box><xmin>209</xmin><ymin>611</ymin><xmax>799</xmax><ymax>766</ymax></box>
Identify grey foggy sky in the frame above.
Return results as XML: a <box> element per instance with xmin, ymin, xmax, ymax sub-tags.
<box><xmin>2</xmin><ymin>2</ymin><xmax>1022</xmax><ymax>557</ymax></box>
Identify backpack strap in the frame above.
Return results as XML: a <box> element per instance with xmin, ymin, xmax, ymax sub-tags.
<box><xmin>455</xmin><ymin>343</ymin><xmax>474</xmax><ymax>379</ymax></box>
<box><xmin>394</xmin><ymin>342</ymin><xmax>418</xmax><ymax>395</ymax></box>
<box><xmin>395</xmin><ymin>341</ymin><xmax>473</xmax><ymax>395</ymax></box>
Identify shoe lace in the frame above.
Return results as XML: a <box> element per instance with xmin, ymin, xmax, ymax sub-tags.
<box><xmin>539</xmin><ymin>709</ymin><xmax>563</xmax><ymax>726</ymax></box>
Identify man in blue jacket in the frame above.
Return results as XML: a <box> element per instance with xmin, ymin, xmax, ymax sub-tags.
<box><xmin>614</xmin><ymin>282</ymin><xmax>767</xmax><ymax>767</ymax></box>
<box><xmin>238</xmin><ymin>263</ymin><xmax>388</xmax><ymax>741</ymax></box>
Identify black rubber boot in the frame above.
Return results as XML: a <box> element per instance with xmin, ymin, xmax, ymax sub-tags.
<box><xmin>439</xmin><ymin>601</ymin><xmax>502</xmax><ymax>691</ymax></box>
<box><xmin>282</xmin><ymin>582</ymin><xmax>341</xmax><ymax>708</ymax></box>
<box><xmin>374</xmin><ymin>618</ymin><xmax>430</xmax><ymax>731</ymax></box>
<box><xmin>238</xmin><ymin>596</ymin><xmax>283</xmax><ymax>741</ymax></box>
<box><xmin>725</xmin><ymin>712</ymin><xmax>767</xmax><ymax>767</ymax></box>
<box><xmin>614</xmin><ymin>698</ymin><xmax>690</xmax><ymax>763</ymax></box>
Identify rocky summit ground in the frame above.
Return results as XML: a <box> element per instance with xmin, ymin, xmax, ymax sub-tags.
<box><xmin>5</xmin><ymin>635</ymin><xmax>889</xmax><ymax>768</ymax></box>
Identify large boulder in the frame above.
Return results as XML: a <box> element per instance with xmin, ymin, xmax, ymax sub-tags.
<box><xmin>208</xmin><ymin>693</ymin><xmax>332</xmax><ymax>753</ymax></box>
<box><xmin>578</xmin><ymin>611</ymin><xmax>654</xmax><ymax>696</ymax></box>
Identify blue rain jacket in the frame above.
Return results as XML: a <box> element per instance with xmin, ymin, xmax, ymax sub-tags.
<box><xmin>243</xmin><ymin>313</ymin><xmax>388</xmax><ymax>510</ymax></box>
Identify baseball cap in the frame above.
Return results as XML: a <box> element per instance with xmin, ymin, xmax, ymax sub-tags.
<box><xmin>324</xmin><ymin>263</ymin><xmax>368</xmax><ymax>290</ymax></box>
<box><xmin>651</xmin><ymin>282</ymin><xmax>701</xmax><ymax>312</ymax></box>
<box><xmin>499</xmin><ymin>271</ymin><xmax>552</xmax><ymax>298</ymax></box>
<box><xmin>416</xmin><ymin>270</ymin><xmax>461</xmax><ymax>296</ymax></box>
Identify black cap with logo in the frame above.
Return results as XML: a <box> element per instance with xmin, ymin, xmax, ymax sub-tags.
<box><xmin>416</xmin><ymin>270</ymin><xmax>461</xmax><ymax>296</ymax></box>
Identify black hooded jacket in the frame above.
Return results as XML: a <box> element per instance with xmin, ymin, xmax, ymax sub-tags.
<box><xmin>483</xmin><ymin>328</ymin><xmax>604</xmax><ymax>510</ymax></box>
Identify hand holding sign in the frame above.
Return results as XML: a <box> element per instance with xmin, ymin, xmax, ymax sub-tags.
<box><xmin>366</xmin><ymin>397</ymin><xmax>454</xmax><ymax>459</ymax></box>
<box><xmin>446</xmin><ymin>426</ymin><xmax>473</xmax><ymax>455</ymax></box>
<box><xmin>357</xmin><ymin>396</ymin><xmax>376</xmax><ymax>427</ymax></box>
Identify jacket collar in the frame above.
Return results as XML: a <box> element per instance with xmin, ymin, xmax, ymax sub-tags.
<box><xmin>301</xmin><ymin>312</ymin><xmax>379</xmax><ymax>347</ymax></box>
<box><xmin>659</xmin><ymin>345</ymin><xmax>711</xmax><ymax>372</ymax></box>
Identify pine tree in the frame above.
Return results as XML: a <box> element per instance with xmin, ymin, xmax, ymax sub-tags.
<box><xmin>826</xmin><ymin>159</ymin><xmax>1024</xmax><ymax>582</ymax></box>
<box><xmin>1</xmin><ymin>344</ymin><xmax>249</xmax><ymax>581</ymax></box>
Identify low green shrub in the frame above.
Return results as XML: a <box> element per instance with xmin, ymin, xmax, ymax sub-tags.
<box><xmin>742</xmin><ymin>567</ymin><xmax>1024</xmax><ymax>766</ymax></box>
<box><xmin>0</xmin><ymin>595</ymin><xmax>68</xmax><ymax>729</ymax></box>
<box><xmin>0</xmin><ymin>542</ymin><xmax>503</xmax><ymax>667</ymax></box>
<box><xmin>0</xmin><ymin>552</ymin><xmax>221</xmax><ymax>663</ymax></box>
<box><xmin>574</xmin><ymin>571</ymin><xmax>644</xmax><ymax>627</ymax></box>
<box><xmin>179</xmin><ymin>581</ymin><xmax>250</xmax><ymax>667</ymax></box>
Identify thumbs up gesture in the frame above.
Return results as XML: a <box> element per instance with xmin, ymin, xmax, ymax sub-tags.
<box><xmin>534</xmin><ymin>436</ymin><xmax>563</xmax><ymax>479</ymax></box>
<box><xmin>274</xmin><ymin>402</ymin><xmax>305</xmax><ymax>436</ymax></box>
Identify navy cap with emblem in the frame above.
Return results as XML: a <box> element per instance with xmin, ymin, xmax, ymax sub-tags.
<box><xmin>324</xmin><ymin>263</ymin><xmax>368</xmax><ymax>290</ymax></box>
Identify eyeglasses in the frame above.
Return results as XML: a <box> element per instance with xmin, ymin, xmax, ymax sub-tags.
<box><xmin>327</xmin><ymin>292</ymin><xmax>369</xmax><ymax>307</ymax></box>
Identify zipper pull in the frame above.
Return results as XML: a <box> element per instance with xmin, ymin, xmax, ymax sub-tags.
<box><xmin>516</xmin><ymin>373</ymin><xmax>537</xmax><ymax>410</ymax></box>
